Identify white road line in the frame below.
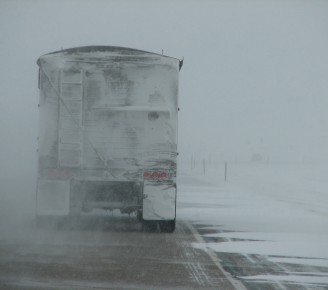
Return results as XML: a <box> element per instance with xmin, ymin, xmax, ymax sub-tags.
<box><xmin>186</xmin><ymin>222</ymin><xmax>248</xmax><ymax>290</ymax></box>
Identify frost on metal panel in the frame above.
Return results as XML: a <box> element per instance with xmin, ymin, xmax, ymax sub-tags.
<box><xmin>143</xmin><ymin>183</ymin><xmax>176</xmax><ymax>220</ymax></box>
<box><xmin>36</xmin><ymin>46</ymin><xmax>181</xmax><ymax>220</ymax></box>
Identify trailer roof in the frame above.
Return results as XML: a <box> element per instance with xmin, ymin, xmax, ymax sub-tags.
<box><xmin>37</xmin><ymin>46</ymin><xmax>183</xmax><ymax>70</ymax></box>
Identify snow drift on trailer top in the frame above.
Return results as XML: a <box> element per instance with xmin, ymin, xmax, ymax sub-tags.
<box><xmin>36</xmin><ymin>46</ymin><xmax>183</xmax><ymax>232</ymax></box>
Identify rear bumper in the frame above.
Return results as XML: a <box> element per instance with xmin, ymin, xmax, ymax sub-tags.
<box><xmin>36</xmin><ymin>178</ymin><xmax>177</xmax><ymax>220</ymax></box>
<box><xmin>36</xmin><ymin>178</ymin><xmax>143</xmax><ymax>215</ymax></box>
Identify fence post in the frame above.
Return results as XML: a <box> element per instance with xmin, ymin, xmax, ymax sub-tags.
<box><xmin>225</xmin><ymin>162</ymin><xmax>227</xmax><ymax>181</ymax></box>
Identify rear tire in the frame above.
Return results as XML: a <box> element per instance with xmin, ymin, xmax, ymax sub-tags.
<box><xmin>142</xmin><ymin>220</ymin><xmax>157</xmax><ymax>232</ymax></box>
<box><xmin>159</xmin><ymin>220</ymin><xmax>176</xmax><ymax>233</ymax></box>
<box><xmin>137</xmin><ymin>210</ymin><xmax>143</xmax><ymax>221</ymax></box>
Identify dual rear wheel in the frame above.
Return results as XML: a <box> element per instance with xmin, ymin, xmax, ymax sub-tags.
<box><xmin>142</xmin><ymin>220</ymin><xmax>176</xmax><ymax>233</ymax></box>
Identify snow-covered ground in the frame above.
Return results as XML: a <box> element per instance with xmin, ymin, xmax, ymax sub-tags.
<box><xmin>177</xmin><ymin>162</ymin><xmax>328</xmax><ymax>287</ymax></box>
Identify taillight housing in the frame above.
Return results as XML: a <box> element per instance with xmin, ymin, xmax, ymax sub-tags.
<box><xmin>160</xmin><ymin>172</ymin><xmax>167</xmax><ymax>179</ymax></box>
<box><xmin>152</xmin><ymin>172</ymin><xmax>159</xmax><ymax>178</ymax></box>
<box><xmin>144</xmin><ymin>170</ymin><xmax>168</xmax><ymax>181</ymax></box>
<box><xmin>143</xmin><ymin>172</ymin><xmax>150</xmax><ymax>178</ymax></box>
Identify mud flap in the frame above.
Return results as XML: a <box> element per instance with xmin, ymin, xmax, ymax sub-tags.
<box><xmin>142</xmin><ymin>183</ymin><xmax>176</xmax><ymax>220</ymax></box>
<box><xmin>36</xmin><ymin>179</ymin><xmax>70</xmax><ymax>216</ymax></box>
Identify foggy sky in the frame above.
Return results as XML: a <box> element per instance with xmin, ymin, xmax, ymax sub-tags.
<box><xmin>1</xmin><ymin>0</ymin><xmax>328</xmax><ymax>193</ymax></box>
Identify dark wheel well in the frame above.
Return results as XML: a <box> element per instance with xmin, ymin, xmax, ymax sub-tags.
<box><xmin>159</xmin><ymin>220</ymin><xmax>176</xmax><ymax>233</ymax></box>
<box><xmin>142</xmin><ymin>220</ymin><xmax>157</xmax><ymax>232</ymax></box>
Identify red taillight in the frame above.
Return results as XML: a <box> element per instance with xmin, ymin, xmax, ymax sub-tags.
<box><xmin>160</xmin><ymin>172</ymin><xmax>167</xmax><ymax>179</ymax></box>
<box><xmin>144</xmin><ymin>171</ymin><xmax>168</xmax><ymax>180</ymax></box>
<box><xmin>152</xmin><ymin>172</ymin><xmax>159</xmax><ymax>178</ymax></box>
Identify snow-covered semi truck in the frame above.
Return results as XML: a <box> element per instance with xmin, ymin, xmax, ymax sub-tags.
<box><xmin>36</xmin><ymin>46</ymin><xmax>183</xmax><ymax>232</ymax></box>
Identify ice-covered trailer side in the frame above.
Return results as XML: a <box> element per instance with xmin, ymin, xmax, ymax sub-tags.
<box><xmin>36</xmin><ymin>46</ymin><xmax>183</xmax><ymax>232</ymax></box>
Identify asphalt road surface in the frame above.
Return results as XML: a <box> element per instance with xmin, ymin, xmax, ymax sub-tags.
<box><xmin>0</xmin><ymin>215</ymin><xmax>244</xmax><ymax>290</ymax></box>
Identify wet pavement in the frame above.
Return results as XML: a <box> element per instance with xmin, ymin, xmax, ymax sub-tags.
<box><xmin>0</xmin><ymin>215</ymin><xmax>242</xmax><ymax>289</ymax></box>
<box><xmin>193</xmin><ymin>224</ymin><xmax>328</xmax><ymax>290</ymax></box>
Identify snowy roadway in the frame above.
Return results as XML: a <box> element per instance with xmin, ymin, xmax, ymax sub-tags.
<box><xmin>178</xmin><ymin>162</ymin><xmax>328</xmax><ymax>290</ymax></box>
<box><xmin>0</xmin><ymin>215</ymin><xmax>243</xmax><ymax>290</ymax></box>
<box><xmin>0</xmin><ymin>162</ymin><xmax>327</xmax><ymax>289</ymax></box>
